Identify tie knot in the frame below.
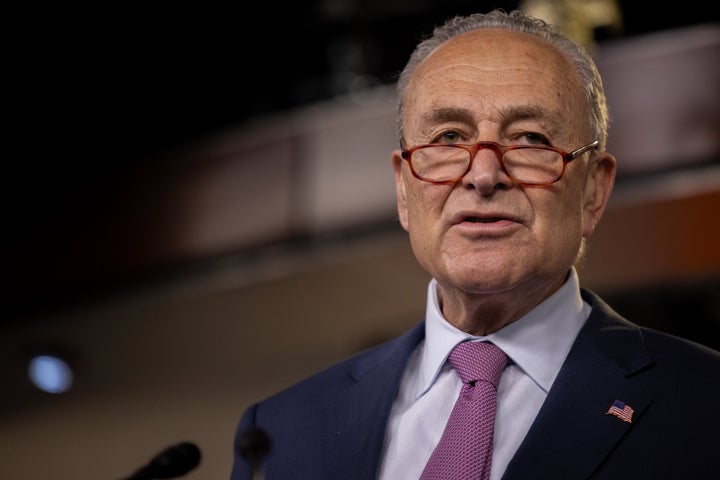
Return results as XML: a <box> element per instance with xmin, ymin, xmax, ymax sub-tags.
<box><xmin>449</xmin><ymin>341</ymin><xmax>507</xmax><ymax>387</ymax></box>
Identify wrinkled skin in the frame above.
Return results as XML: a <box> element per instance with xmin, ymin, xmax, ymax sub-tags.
<box><xmin>393</xmin><ymin>29</ymin><xmax>616</xmax><ymax>335</ymax></box>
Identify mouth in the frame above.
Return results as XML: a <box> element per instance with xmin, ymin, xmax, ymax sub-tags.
<box><xmin>463</xmin><ymin>216</ymin><xmax>506</xmax><ymax>223</ymax></box>
<box><xmin>451</xmin><ymin>211</ymin><xmax>522</xmax><ymax>231</ymax></box>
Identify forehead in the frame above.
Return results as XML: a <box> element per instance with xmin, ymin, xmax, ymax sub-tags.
<box><xmin>405</xmin><ymin>29</ymin><xmax>586</xmax><ymax>132</ymax></box>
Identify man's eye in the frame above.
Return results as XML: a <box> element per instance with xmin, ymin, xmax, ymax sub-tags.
<box><xmin>516</xmin><ymin>132</ymin><xmax>550</xmax><ymax>145</ymax></box>
<box><xmin>434</xmin><ymin>131</ymin><xmax>462</xmax><ymax>144</ymax></box>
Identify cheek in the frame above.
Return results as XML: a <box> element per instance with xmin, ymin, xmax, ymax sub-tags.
<box><xmin>403</xmin><ymin>183</ymin><xmax>453</xmax><ymax>259</ymax></box>
<box><xmin>531</xmin><ymin>188</ymin><xmax>584</xmax><ymax>250</ymax></box>
<box><xmin>405</xmin><ymin>183</ymin><xmax>446</xmax><ymax>222</ymax></box>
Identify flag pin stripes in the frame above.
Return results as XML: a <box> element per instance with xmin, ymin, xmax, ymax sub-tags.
<box><xmin>606</xmin><ymin>400</ymin><xmax>634</xmax><ymax>423</ymax></box>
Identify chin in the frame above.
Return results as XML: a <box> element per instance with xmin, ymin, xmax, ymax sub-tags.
<box><xmin>447</xmin><ymin>265</ymin><xmax>522</xmax><ymax>295</ymax></box>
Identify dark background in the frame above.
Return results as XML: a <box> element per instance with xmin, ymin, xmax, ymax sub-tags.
<box><xmin>5</xmin><ymin>1</ymin><xmax>719</xmax><ymax>322</ymax></box>
<box><xmin>8</xmin><ymin>1</ymin><xmax>716</xmax><ymax>184</ymax></box>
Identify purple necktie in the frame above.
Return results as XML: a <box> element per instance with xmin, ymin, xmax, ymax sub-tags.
<box><xmin>420</xmin><ymin>341</ymin><xmax>508</xmax><ymax>480</ymax></box>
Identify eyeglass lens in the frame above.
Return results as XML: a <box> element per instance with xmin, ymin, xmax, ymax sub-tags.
<box><xmin>411</xmin><ymin>146</ymin><xmax>563</xmax><ymax>184</ymax></box>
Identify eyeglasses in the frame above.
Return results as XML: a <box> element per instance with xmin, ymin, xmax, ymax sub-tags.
<box><xmin>400</xmin><ymin>140</ymin><xmax>599</xmax><ymax>186</ymax></box>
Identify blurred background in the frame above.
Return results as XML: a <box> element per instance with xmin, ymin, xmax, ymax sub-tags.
<box><xmin>3</xmin><ymin>1</ymin><xmax>719</xmax><ymax>479</ymax></box>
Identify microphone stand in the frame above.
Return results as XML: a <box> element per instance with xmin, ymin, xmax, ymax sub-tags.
<box><xmin>238</xmin><ymin>427</ymin><xmax>272</xmax><ymax>480</ymax></box>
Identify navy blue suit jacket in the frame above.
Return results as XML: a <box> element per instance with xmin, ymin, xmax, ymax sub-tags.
<box><xmin>230</xmin><ymin>289</ymin><xmax>720</xmax><ymax>479</ymax></box>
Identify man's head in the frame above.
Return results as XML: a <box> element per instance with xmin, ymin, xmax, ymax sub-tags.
<box><xmin>392</xmin><ymin>10</ymin><xmax>616</xmax><ymax>331</ymax></box>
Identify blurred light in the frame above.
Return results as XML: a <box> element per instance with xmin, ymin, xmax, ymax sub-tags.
<box><xmin>28</xmin><ymin>355</ymin><xmax>74</xmax><ymax>394</ymax></box>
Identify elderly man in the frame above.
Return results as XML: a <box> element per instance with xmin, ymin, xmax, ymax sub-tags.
<box><xmin>231</xmin><ymin>9</ymin><xmax>720</xmax><ymax>480</ymax></box>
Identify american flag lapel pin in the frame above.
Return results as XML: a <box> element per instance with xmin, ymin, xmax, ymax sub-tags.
<box><xmin>606</xmin><ymin>400</ymin><xmax>634</xmax><ymax>423</ymax></box>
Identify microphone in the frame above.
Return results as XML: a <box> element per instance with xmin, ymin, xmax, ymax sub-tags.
<box><xmin>122</xmin><ymin>441</ymin><xmax>202</xmax><ymax>480</ymax></box>
<box><xmin>238</xmin><ymin>427</ymin><xmax>271</xmax><ymax>480</ymax></box>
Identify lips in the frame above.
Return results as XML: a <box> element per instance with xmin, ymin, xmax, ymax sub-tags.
<box><xmin>463</xmin><ymin>216</ymin><xmax>505</xmax><ymax>223</ymax></box>
<box><xmin>452</xmin><ymin>211</ymin><xmax>520</xmax><ymax>225</ymax></box>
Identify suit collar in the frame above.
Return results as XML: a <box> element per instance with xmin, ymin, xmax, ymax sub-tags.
<box><xmin>502</xmin><ymin>289</ymin><xmax>654</xmax><ymax>479</ymax></box>
<box><xmin>348</xmin><ymin>322</ymin><xmax>425</xmax><ymax>382</ymax></box>
<box><xmin>326</xmin><ymin>323</ymin><xmax>424</xmax><ymax>480</ymax></box>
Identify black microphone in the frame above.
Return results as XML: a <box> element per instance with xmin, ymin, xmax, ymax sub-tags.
<box><xmin>122</xmin><ymin>441</ymin><xmax>202</xmax><ymax>480</ymax></box>
<box><xmin>238</xmin><ymin>427</ymin><xmax>271</xmax><ymax>479</ymax></box>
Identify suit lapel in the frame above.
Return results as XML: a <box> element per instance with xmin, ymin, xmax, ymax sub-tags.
<box><xmin>326</xmin><ymin>323</ymin><xmax>424</xmax><ymax>480</ymax></box>
<box><xmin>502</xmin><ymin>291</ymin><xmax>654</xmax><ymax>480</ymax></box>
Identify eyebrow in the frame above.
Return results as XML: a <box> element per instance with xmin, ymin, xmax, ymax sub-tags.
<box><xmin>421</xmin><ymin>107</ymin><xmax>475</xmax><ymax>126</ymax></box>
<box><xmin>502</xmin><ymin>105</ymin><xmax>556</xmax><ymax>126</ymax></box>
<box><xmin>423</xmin><ymin>105</ymin><xmax>559</xmax><ymax>135</ymax></box>
<box><xmin>421</xmin><ymin>104</ymin><xmax>557</xmax><ymax>127</ymax></box>
<box><xmin>502</xmin><ymin>105</ymin><xmax>564</xmax><ymax>138</ymax></box>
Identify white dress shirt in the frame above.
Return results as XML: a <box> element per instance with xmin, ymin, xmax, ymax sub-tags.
<box><xmin>377</xmin><ymin>268</ymin><xmax>591</xmax><ymax>480</ymax></box>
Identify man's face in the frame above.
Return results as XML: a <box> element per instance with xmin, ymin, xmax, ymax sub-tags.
<box><xmin>393</xmin><ymin>29</ymin><xmax>615</xmax><ymax>314</ymax></box>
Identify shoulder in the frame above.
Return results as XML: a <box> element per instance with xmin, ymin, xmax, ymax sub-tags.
<box><xmin>581</xmin><ymin>288</ymin><xmax>720</xmax><ymax>378</ymax></box>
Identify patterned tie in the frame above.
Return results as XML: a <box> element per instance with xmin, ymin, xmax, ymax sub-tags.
<box><xmin>420</xmin><ymin>341</ymin><xmax>508</xmax><ymax>480</ymax></box>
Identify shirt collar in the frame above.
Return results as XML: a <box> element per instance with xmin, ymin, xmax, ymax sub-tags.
<box><xmin>418</xmin><ymin>268</ymin><xmax>590</xmax><ymax>397</ymax></box>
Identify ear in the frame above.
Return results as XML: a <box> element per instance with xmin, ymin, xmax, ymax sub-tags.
<box><xmin>582</xmin><ymin>151</ymin><xmax>617</xmax><ymax>238</ymax></box>
<box><xmin>392</xmin><ymin>149</ymin><xmax>410</xmax><ymax>232</ymax></box>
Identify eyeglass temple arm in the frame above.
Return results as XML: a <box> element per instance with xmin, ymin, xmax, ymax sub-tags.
<box><xmin>568</xmin><ymin>140</ymin><xmax>599</xmax><ymax>160</ymax></box>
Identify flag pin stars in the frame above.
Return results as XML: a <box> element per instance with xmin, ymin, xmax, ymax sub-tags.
<box><xmin>606</xmin><ymin>400</ymin><xmax>634</xmax><ymax>423</ymax></box>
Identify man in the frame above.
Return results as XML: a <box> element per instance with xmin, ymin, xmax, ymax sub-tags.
<box><xmin>231</xmin><ymin>9</ymin><xmax>720</xmax><ymax>480</ymax></box>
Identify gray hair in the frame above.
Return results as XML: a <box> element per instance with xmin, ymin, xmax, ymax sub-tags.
<box><xmin>395</xmin><ymin>9</ymin><xmax>610</xmax><ymax>150</ymax></box>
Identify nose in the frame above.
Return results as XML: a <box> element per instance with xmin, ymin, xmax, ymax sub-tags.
<box><xmin>460</xmin><ymin>144</ymin><xmax>513</xmax><ymax>193</ymax></box>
